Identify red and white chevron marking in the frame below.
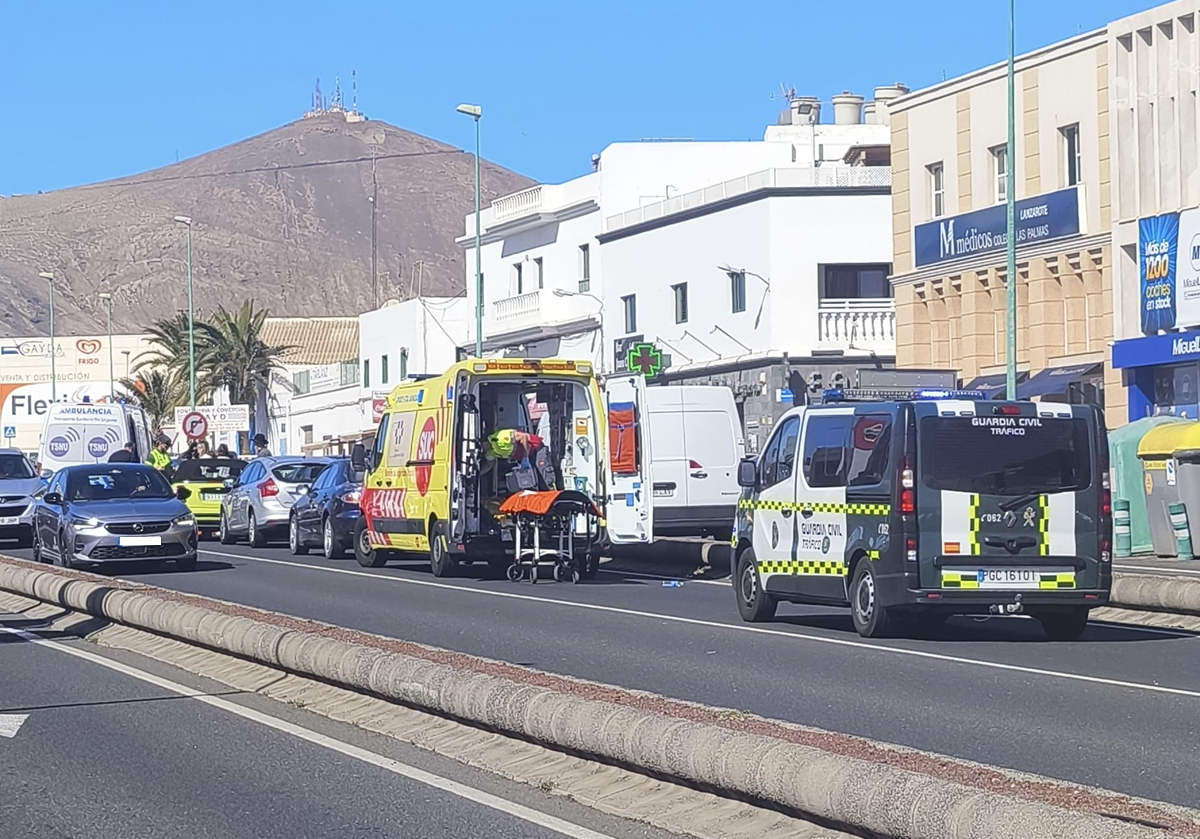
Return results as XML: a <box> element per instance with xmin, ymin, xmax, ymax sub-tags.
<box><xmin>363</xmin><ymin>488</ymin><xmax>407</xmax><ymax>520</ymax></box>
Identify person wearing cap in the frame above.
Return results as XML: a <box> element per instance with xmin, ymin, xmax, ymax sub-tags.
<box><xmin>147</xmin><ymin>437</ymin><xmax>172</xmax><ymax>473</ymax></box>
<box><xmin>252</xmin><ymin>433</ymin><xmax>272</xmax><ymax>457</ymax></box>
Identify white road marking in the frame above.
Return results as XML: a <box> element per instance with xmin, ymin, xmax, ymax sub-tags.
<box><xmin>0</xmin><ymin>625</ymin><xmax>620</xmax><ymax>839</ymax></box>
<box><xmin>195</xmin><ymin>549</ymin><xmax>1200</xmax><ymax>700</ymax></box>
<box><xmin>0</xmin><ymin>713</ymin><xmax>28</xmax><ymax>739</ymax></box>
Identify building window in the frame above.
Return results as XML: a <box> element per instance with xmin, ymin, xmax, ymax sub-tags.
<box><xmin>1061</xmin><ymin>124</ymin><xmax>1081</xmax><ymax>186</ymax></box>
<box><xmin>534</xmin><ymin>257</ymin><xmax>544</xmax><ymax>289</ymax></box>
<box><xmin>579</xmin><ymin>244</ymin><xmax>591</xmax><ymax>293</ymax></box>
<box><xmin>363</xmin><ymin>359</ymin><xmax>370</xmax><ymax>388</ymax></box>
<box><xmin>731</xmin><ymin>271</ymin><xmax>746</xmax><ymax>313</ymax></box>
<box><xmin>672</xmin><ymin>283</ymin><xmax>689</xmax><ymax>324</ymax></box>
<box><xmin>991</xmin><ymin>145</ymin><xmax>1009</xmax><ymax>204</ymax></box>
<box><xmin>292</xmin><ymin>370</ymin><xmax>311</xmax><ymax>395</ymax></box>
<box><xmin>340</xmin><ymin>360</ymin><xmax>359</xmax><ymax>386</ymax></box>
<box><xmin>381</xmin><ymin>354</ymin><xmax>389</xmax><ymax>385</ymax></box>
<box><xmin>928</xmin><ymin>162</ymin><xmax>945</xmax><ymax>218</ymax></box>
<box><xmin>399</xmin><ymin>347</ymin><xmax>408</xmax><ymax>380</ymax></box>
<box><xmin>622</xmin><ymin>295</ymin><xmax>637</xmax><ymax>334</ymax></box>
<box><xmin>819</xmin><ymin>264</ymin><xmax>893</xmax><ymax>300</ymax></box>
<box><xmin>302</xmin><ymin>426</ymin><xmax>314</xmax><ymax>445</ymax></box>
<box><xmin>514</xmin><ymin>262</ymin><xmax>524</xmax><ymax>295</ymax></box>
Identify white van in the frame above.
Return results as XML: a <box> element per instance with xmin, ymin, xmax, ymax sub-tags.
<box><xmin>39</xmin><ymin>400</ymin><xmax>153</xmax><ymax>478</ymax></box>
<box><xmin>645</xmin><ymin>385</ymin><xmax>745</xmax><ymax>537</ymax></box>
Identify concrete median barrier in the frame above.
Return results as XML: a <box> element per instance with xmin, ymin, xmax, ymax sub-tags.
<box><xmin>1112</xmin><ymin>572</ymin><xmax>1200</xmax><ymax>617</ymax></box>
<box><xmin>0</xmin><ymin>557</ymin><xmax>1188</xmax><ymax>839</ymax></box>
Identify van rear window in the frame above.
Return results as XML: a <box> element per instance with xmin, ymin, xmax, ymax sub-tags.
<box><xmin>919</xmin><ymin>417</ymin><xmax>1092</xmax><ymax>495</ymax></box>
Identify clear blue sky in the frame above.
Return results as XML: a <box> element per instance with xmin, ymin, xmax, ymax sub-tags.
<box><xmin>1</xmin><ymin>0</ymin><xmax>1159</xmax><ymax>195</ymax></box>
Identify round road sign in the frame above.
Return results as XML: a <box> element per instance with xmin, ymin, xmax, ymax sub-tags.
<box><xmin>182</xmin><ymin>411</ymin><xmax>209</xmax><ymax>441</ymax></box>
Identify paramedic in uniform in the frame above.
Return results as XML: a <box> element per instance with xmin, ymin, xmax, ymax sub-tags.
<box><xmin>481</xmin><ymin>429</ymin><xmax>557</xmax><ymax>491</ymax></box>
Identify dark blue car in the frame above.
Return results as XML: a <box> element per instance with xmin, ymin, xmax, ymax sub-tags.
<box><xmin>287</xmin><ymin>458</ymin><xmax>362</xmax><ymax>559</ymax></box>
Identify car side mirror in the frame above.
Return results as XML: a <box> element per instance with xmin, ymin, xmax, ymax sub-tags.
<box><xmin>175</xmin><ymin>486</ymin><xmax>192</xmax><ymax>501</ymax></box>
<box><xmin>43</xmin><ymin>492</ymin><xmax>63</xmax><ymax>506</ymax></box>
<box><xmin>297</xmin><ymin>485</ymin><xmax>309</xmax><ymax>496</ymax></box>
<box><xmin>351</xmin><ymin>442</ymin><xmax>368</xmax><ymax>473</ymax></box>
<box><xmin>737</xmin><ymin>458</ymin><xmax>759</xmax><ymax>489</ymax></box>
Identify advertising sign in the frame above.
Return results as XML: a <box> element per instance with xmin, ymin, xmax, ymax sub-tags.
<box><xmin>172</xmin><ymin>405</ymin><xmax>250</xmax><ymax>434</ymax></box>
<box><xmin>1174</xmin><ymin>208</ymin><xmax>1200</xmax><ymax>329</ymax></box>
<box><xmin>913</xmin><ymin>187</ymin><xmax>1082</xmax><ymax>268</ymax></box>
<box><xmin>1140</xmin><ymin>212</ymin><xmax>1181</xmax><ymax>334</ymax></box>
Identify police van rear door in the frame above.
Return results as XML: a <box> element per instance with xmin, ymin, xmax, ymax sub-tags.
<box><xmin>915</xmin><ymin>401</ymin><xmax>1101</xmax><ymax>592</ymax></box>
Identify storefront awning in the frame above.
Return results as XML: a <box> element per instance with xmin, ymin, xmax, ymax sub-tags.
<box><xmin>962</xmin><ymin>372</ymin><xmax>1027</xmax><ymax>399</ymax></box>
<box><xmin>1016</xmin><ymin>363</ymin><xmax>1103</xmax><ymax>399</ymax></box>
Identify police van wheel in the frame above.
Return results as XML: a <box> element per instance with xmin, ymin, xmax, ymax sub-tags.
<box><xmin>429</xmin><ymin>529</ymin><xmax>455</xmax><ymax>578</ymax></box>
<box><xmin>735</xmin><ymin>547</ymin><xmax>777</xmax><ymax>622</ymax></box>
<box><xmin>354</xmin><ymin>519</ymin><xmax>388</xmax><ymax>568</ymax></box>
<box><xmin>1037</xmin><ymin>608</ymin><xmax>1090</xmax><ymax>641</ymax></box>
<box><xmin>851</xmin><ymin>561</ymin><xmax>894</xmax><ymax>638</ymax></box>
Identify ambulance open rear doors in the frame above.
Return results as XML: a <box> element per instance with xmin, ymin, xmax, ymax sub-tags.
<box><xmin>604</xmin><ymin>373</ymin><xmax>654</xmax><ymax>545</ymax></box>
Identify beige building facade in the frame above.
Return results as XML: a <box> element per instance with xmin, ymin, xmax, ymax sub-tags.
<box><xmin>889</xmin><ymin>29</ymin><xmax>1122</xmax><ymax>422</ymax></box>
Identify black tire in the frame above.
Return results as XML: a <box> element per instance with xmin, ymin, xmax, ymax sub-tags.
<box><xmin>850</xmin><ymin>559</ymin><xmax>894</xmax><ymax>638</ymax></box>
<box><xmin>248</xmin><ymin>511</ymin><xmax>267</xmax><ymax>549</ymax></box>
<box><xmin>735</xmin><ymin>547</ymin><xmax>777</xmax><ymax>622</ymax></box>
<box><xmin>429</xmin><ymin>526</ymin><xmax>455</xmax><ymax>578</ymax></box>
<box><xmin>219</xmin><ymin>511</ymin><xmax>237</xmax><ymax>545</ymax></box>
<box><xmin>32</xmin><ymin>533</ymin><xmax>45</xmax><ymax>564</ymax></box>
<box><xmin>354</xmin><ymin>518</ymin><xmax>388</xmax><ymax>568</ymax></box>
<box><xmin>1038</xmin><ymin>608</ymin><xmax>1090</xmax><ymax>641</ymax></box>
<box><xmin>174</xmin><ymin>553</ymin><xmax>198</xmax><ymax>571</ymax></box>
<box><xmin>288</xmin><ymin>516</ymin><xmax>308</xmax><ymax>556</ymax></box>
<box><xmin>54</xmin><ymin>531</ymin><xmax>74</xmax><ymax>570</ymax></box>
<box><xmin>323</xmin><ymin>517</ymin><xmax>344</xmax><ymax>559</ymax></box>
<box><xmin>577</xmin><ymin>551</ymin><xmax>599</xmax><ymax>581</ymax></box>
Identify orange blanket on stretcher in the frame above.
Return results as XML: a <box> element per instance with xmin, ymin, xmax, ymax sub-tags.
<box><xmin>498</xmin><ymin>490</ymin><xmax>600</xmax><ymax>517</ymax></box>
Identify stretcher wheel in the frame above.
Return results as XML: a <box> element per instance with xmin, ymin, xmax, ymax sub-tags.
<box><xmin>553</xmin><ymin>564</ymin><xmax>568</xmax><ymax>583</ymax></box>
<box><xmin>571</xmin><ymin>566</ymin><xmax>582</xmax><ymax>584</ymax></box>
<box><xmin>506</xmin><ymin>564</ymin><xmax>522</xmax><ymax>583</ymax></box>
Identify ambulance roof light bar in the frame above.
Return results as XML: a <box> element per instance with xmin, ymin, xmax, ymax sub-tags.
<box><xmin>821</xmin><ymin>388</ymin><xmax>988</xmax><ymax>403</ymax></box>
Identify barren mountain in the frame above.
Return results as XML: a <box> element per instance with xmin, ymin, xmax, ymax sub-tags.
<box><xmin>0</xmin><ymin>112</ymin><xmax>534</xmax><ymax>336</ymax></box>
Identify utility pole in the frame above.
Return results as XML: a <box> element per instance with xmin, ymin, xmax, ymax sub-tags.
<box><xmin>456</xmin><ymin>103</ymin><xmax>483</xmax><ymax>357</ymax></box>
<box><xmin>371</xmin><ymin>143</ymin><xmax>379</xmax><ymax>310</ymax></box>
<box><xmin>1005</xmin><ymin>0</ymin><xmax>1018</xmax><ymax>399</ymax></box>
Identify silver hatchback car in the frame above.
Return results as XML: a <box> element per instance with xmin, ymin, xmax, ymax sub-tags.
<box><xmin>0</xmin><ymin>448</ymin><xmax>44</xmax><ymax>547</ymax></box>
<box><xmin>32</xmin><ymin>464</ymin><xmax>198</xmax><ymax>570</ymax></box>
<box><xmin>219</xmin><ymin>456</ymin><xmax>330</xmax><ymax>548</ymax></box>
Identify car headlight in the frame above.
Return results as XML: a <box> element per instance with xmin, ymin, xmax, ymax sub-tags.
<box><xmin>174</xmin><ymin>514</ymin><xmax>196</xmax><ymax>527</ymax></box>
<box><xmin>70</xmin><ymin>516</ymin><xmax>100</xmax><ymax>528</ymax></box>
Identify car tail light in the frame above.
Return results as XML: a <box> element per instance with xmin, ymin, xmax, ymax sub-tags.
<box><xmin>998</xmin><ymin>405</ymin><xmax>1021</xmax><ymax>416</ymax></box>
<box><xmin>1100</xmin><ymin>470</ymin><xmax>1112</xmax><ymax>518</ymax></box>
<box><xmin>898</xmin><ymin>457</ymin><xmax>915</xmax><ymax>514</ymax></box>
<box><xmin>1099</xmin><ymin>537</ymin><xmax>1112</xmax><ymax>563</ymax></box>
<box><xmin>260</xmin><ymin>478</ymin><xmax>279</xmax><ymax>498</ymax></box>
<box><xmin>906</xmin><ymin>536</ymin><xmax>917</xmax><ymax>562</ymax></box>
<box><xmin>688</xmin><ymin>459</ymin><xmax>702</xmax><ymax>469</ymax></box>
<box><xmin>343</xmin><ymin>489</ymin><xmax>362</xmax><ymax>505</ymax></box>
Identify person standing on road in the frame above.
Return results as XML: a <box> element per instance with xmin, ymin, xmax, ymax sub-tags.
<box><xmin>108</xmin><ymin>442</ymin><xmax>137</xmax><ymax>463</ymax></box>
<box><xmin>147</xmin><ymin>438</ymin><xmax>172</xmax><ymax>473</ymax></box>
<box><xmin>252</xmin><ymin>433</ymin><xmax>272</xmax><ymax>458</ymax></box>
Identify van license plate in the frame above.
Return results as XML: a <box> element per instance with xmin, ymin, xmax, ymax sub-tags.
<box><xmin>118</xmin><ymin>536</ymin><xmax>162</xmax><ymax>547</ymax></box>
<box><xmin>653</xmin><ymin>488</ymin><xmax>673</xmax><ymax>497</ymax></box>
<box><xmin>0</xmin><ymin>517</ymin><xmax>18</xmax><ymax>526</ymax></box>
<box><xmin>976</xmin><ymin>568</ymin><xmax>1050</xmax><ymax>589</ymax></box>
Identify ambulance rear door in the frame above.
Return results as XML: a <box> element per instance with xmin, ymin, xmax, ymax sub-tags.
<box><xmin>604</xmin><ymin>373</ymin><xmax>654</xmax><ymax>544</ymax></box>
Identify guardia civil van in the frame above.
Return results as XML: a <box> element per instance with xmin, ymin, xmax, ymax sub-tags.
<box><xmin>731</xmin><ymin>388</ymin><xmax>1112</xmax><ymax>640</ymax></box>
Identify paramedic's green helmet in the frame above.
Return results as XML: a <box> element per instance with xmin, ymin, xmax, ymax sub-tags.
<box><xmin>487</xmin><ymin>429</ymin><xmax>515</xmax><ymax>459</ymax></box>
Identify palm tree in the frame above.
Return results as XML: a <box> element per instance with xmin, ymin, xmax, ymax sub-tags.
<box><xmin>135</xmin><ymin>312</ymin><xmax>216</xmax><ymax>403</ymax></box>
<box><xmin>205</xmin><ymin>301</ymin><xmax>293</xmax><ymax>450</ymax></box>
<box><xmin>120</xmin><ymin>368</ymin><xmax>188</xmax><ymax>432</ymax></box>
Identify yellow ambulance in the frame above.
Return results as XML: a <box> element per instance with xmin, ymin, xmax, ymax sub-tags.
<box><xmin>351</xmin><ymin>358</ymin><xmax>654</xmax><ymax>577</ymax></box>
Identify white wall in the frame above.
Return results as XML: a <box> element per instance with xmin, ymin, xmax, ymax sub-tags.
<box><xmin>600</xmin><ymin>192</ymin><xmax>894</xmax><ymax>366</ymax></box>
<box><xmin>358</xmin><ymin>296</ymin><xmax>467</xmax><ymax>392</ymax></box>
<box><xmin>286</xmin><ymin>383</ymin><xmax>366</xmax><ymax>456</ymax></box>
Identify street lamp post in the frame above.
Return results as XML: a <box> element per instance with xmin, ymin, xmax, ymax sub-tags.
<box><xmin>38</xmin><ymin>272</ymin><xmax>56</xmax><ymax>403</ymax></box>
<box><xmin>1005</xmin><ymin>0</ymin><xmax>1018</xmax><ymax>399</ymax></box>
<box><xmin>99</xmin><ymin>292</ymin><xmax>114</xmax><ymax>399</ymax></box>
<box><xmin>174</xmin><ymin>216</ymin><xmax>196</xmax><ymax>409</ymax></box>
<box><xmin>456</xmin><ymin>103</ymin><xmax>483</xmax><ymax>358</ymax></box>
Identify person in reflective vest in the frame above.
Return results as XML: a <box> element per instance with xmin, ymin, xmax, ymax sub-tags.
<box><xmin>483</xmin><ymin>429</ymin><xmax>556</xmax><ymax>491</ymax></box>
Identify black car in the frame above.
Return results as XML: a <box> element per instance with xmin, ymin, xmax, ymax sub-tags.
<box><xmin>288</xmin><ymin>457</ymin><xmax>362</xmax><ymax>559</ymax></box>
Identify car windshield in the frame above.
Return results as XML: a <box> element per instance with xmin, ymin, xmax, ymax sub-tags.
<box><xmin>272</xmin><ymin>462</ymin><xmax>328</xmax><ymax>484</ymax></box>
<box><xmin>173</xmin><ymin>459</ymin><xmax>246</xmax><ymax>483</ymax></box>
<box><xmin>919</xmin><ymin>416</ymin><xmax>1092</xmax><ymax>496</ymax></box>
<box><xmin>66</xmin><ymin>467</ymin><xmax>175</xmax><ymax>502</ymax></box>
<box><xmin>0</xmin><ymin>454</ymin><xmax>35</xmax><ymax>480</ymax></box>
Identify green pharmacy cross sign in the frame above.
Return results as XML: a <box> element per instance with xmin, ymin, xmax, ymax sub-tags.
<box><xmin>626</xmin><ymin>342</ymin><xmax>664</xmax><ymax>378</ymax></box>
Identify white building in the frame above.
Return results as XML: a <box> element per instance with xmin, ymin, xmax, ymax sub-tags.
<box><xmin>269</xmin><ymin>298</ymin><xmax>468</xmax><ymax>456</ymax></box>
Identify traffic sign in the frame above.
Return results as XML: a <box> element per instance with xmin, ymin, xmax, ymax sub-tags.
<box><xmin>173</xmin><ymin>405</ymin><xmax>250</xmax><ymax>433</ymax></box>
<box><xmin>2</xmin><ymin>427</ymin><xmax>14</xmax><ymax>439</ymax></box>
<box><xmin>181</xmin><ymin>411</ymin><xmax>209</xmax><ymax>441</ymax></box>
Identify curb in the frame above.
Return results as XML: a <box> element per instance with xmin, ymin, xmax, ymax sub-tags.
<box><xmin>0</xmin><ymin>559</ymin><xmax>1179</xmax><ymax>839</ymax></box>
<box><xmin>1112</xmin><ymin>573</ymin><xmax>1200</xmax><ymax>618</ymax></box>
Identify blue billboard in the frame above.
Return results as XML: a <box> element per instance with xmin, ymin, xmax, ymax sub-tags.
<box><xmin>913</xmin><ymin>187</ymin><xmax>1082</xmax><ymax>268</ymax></box>
<box><xmin>1139</xmin><ymin>212</ymin><xmax>1180</xmax><ymax>334</ymax></box>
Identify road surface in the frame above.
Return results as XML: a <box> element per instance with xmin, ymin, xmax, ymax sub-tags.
<box><xmin>5</xmin><ymin>539</ymin><xmax>1200</xmax><ymax>809</ymax></box>
<box><xmin>0</xmin><ymin>607</ymin><xmax>680</xmax><ymax>839</ymax></box>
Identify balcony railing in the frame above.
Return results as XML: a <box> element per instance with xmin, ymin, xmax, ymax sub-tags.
<box><xmin>490</xmin><ymin>288</ymin><xmax>600</xmax><ymax>337</ymax></box>
<box><xmin>604</xmin><ymin>166</ymin><xmax>892</xmax><ymax>232</ymax></box>
<box><xmin>492</xmin><ymin>186</ymin><xmax>544</xmax><ymax>223</ymax></box>
<box><xmin>816</xmin><ymin>299</ymin><xmax>896</xmax><ymax>351</ymax></box>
